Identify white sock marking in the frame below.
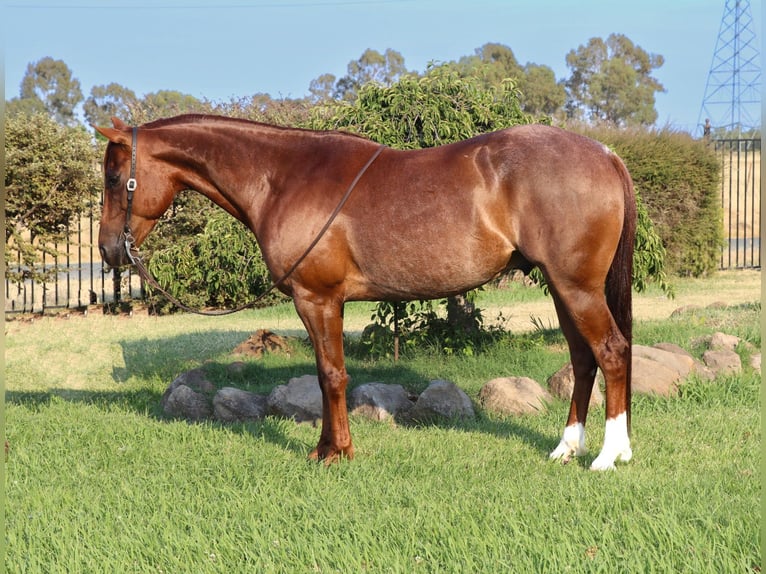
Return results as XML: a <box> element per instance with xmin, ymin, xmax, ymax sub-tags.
<box><xmin>590</xmin><ymin>412</ymin><xmax>632</xmax><ymax>471</ymax></box>
<box><xmin>549</xmin><ymin>423</ymin><xmax>586</xmax><ymax>462</ymax></box>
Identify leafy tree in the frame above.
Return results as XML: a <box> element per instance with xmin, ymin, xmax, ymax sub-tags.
<box><xmin>140</xmin><ymin>90</ymin><xmax>205</xmax><ymax>116</ymax></box>
<box><xmin>19</xmin><ymin>57</ymin><xmax>83</xmax><ymax>126</ymax></box>
<box><xmin>325</xmin><ymin>48</ymin><xmax>409</xmax><ymax>101</ymax></box>
<box><xmin>516</xmin><ymin>63</ymin><xmax>566</xmax><ymax>116</ymax></box>
<box><xmin>456</xmin><ymin>42</ymin><xmax>523</xmax><ymax>87</ymax></box>
<box><xmin>565</xmin><ymin>34</ymin><xmax>665</xmax><ymax>126</ymax></box>
<box><xmin>308</xmin><ymin>73</ymin><xmax>337</xmax><ymax>103</ymax></box>
<box><xmin>312</xmin><ymin>64</ymin><xmax>533</xmax><ymax>148</ymax></box>
<box><xmin>5</xmin><ymin>113</ymin><xmax>100</xmax><ymax>283</ymax></box>
<box><xmin>84</xmin><ymin>83</ymin><xmax>138</xmax><ymax>130</ymax></box>
<box><xmin>455</xmin><ymin>43</ymin><xmax>565</xmax><ymax>118</ymax></box>
<box><xmin>6</xmin><ymin>96</ymin><xmax>46</xmax><ymax>118</ymax></box>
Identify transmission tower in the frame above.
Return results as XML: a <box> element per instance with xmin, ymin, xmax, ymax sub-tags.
<box><xmin>697</xmin><ymin>0</ymin><xmax>761</xmax><ymax>136</ymax></box>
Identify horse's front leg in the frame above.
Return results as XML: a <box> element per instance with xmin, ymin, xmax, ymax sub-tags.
<box><xmin>293</xmin><ymin>295</ymin><xmax>354</xmax><ymax>462</ymax></box>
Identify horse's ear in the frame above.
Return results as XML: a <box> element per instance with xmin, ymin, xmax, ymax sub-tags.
<box><xmin>93</xmin><ymin>124</ymin><xmax>131</xmax><ymax>146</ymax></box>
<box><xmin>111</xmin><ymin>117</ymin><xmax>129</xmax><ymax>130</ymax></box>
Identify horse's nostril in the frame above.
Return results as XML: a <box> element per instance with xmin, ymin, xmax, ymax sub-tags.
<box><xmin>98</xmin><ymin>245</ymin><xmax>110</xmax><ymax>263</ymax></box>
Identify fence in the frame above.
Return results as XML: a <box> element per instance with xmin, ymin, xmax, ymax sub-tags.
<box><xmin>4</xmin><ymin>139</ymin><xmax>762</xmax><ymax>314</ymax></box>
<box><xmin>714</xmin><ymin>138</ymin><xmax>761</xmax><ymax>269</ymax></box>
<box><xmin>4</xmin><ymin>207</ymin><xmax>144</xmax><ymax>315</ymax></box>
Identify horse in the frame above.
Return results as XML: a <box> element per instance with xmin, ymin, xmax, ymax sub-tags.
<box><xmin>95</xmin><ymin>114</ymin><xmax>636</xmax><ymax>471</ymax></box>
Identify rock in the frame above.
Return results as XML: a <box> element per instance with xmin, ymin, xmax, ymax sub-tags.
<box><xmin>631</xmin><ymin>356</ymin><xmax>680</xmax><ymax>397</ymax></box>
<box><xmin>213</xmin><ymin>387</ymin><xmax>268</xmax><ymax>422</ymax></box>
<box><xmin>349</xmin><ymin>383</ymin><xmax>414</xmax><ymax>421</ymax></box>
<box><xmin>234</xmin><ymin>329</ymin><xmax>291</xmax><ymax>358</ymax></box>
<box><xmin>708</xmin><ymin>332</ymin><xmax>740</xmax><ymax>352</ymax></box>
<box><xmin>163</xmin><ymin>384</ymin><xmax>213</xmax><ymax>420</ymax></box>
<box><xmin>227</xmin><ymin>361</ymin><xmax>246</xmax><ymax>375</ymax></box>
<box><xmin>652</xmin><ymin>342</ymin><xmax>693</xmax><ymax>358</ymax></box>
<box><xmin>267</xmin><ymin>374</ymin><xmax>323</xmax><ymax>423</ymax></box>
<box><xmin>702</xmin><ymin>349</ymin><xmax>742</xmax><ymax>376</ymax></box>
<box><xmin>164</xmin><ymin>368</ymin><xmax>216</xmax><ymax>396</ymax></box>
<box><xmin>547</xmin><ymin>363</ymin><xmax>603</xmax><ymax>407</ymax></box>
<box><xmin>160</xmin><ymin>368</ymin><xmax>216</xmax><ymax>419</ymax></box>
<box><xmin>651</xmin><ymin>343</ymin><xmax>715</xmax><ymax>380</ymax></box>
<box><xmin>633</xmin><ymin>345</ymin><xmax>694</xmax><ymax>379</ymax></box>
<box><xmin>480</xmin><ymin>377</ymin><xmax>551</xmax><ymax>416</ymax></box>
<box><xmin>410</xmin><ymin>380</ymin><xmax>475</xmax><ymax>421</ymax></box>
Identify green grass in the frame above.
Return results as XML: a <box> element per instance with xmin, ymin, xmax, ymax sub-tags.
<box><xmin>4</xmin><ymin>279</ymin><xmax>761</xmax><ymax>573</ymax></box>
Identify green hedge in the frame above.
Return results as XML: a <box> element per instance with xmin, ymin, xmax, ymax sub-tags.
<box><xmin>582</xmin><ymin>127</ymin><xmax>722</xmax><ymax>276</ymax></box>
<box><xmin>146</xmin><ymin>211</ymin><xmax>282</xmax><ymax>313</ymax></box>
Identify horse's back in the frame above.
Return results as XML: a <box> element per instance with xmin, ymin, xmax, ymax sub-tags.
<box><xmin>335</xmin><ymin>125</ymin><xmax>628</xmax><ymax>300</ymax></box>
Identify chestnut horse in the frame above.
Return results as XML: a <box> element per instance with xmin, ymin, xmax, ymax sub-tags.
<box><xmin>96</xmin><ymin>114</ymin><xmax>636</xmax><ymax>471</ymax></box>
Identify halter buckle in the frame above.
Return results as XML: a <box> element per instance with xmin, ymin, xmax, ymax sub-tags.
<box><xmin>123</xmin><ymin>229</ymin><xmax>139</xmax><ymax>266</ymax></box>
<box><xmin>126</xmin><ymin>178</ymin><xmax>137</xmax><ymax>192</ymax></box>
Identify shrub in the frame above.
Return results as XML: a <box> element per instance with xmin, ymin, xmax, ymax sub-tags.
<box><xmin>5</xmin><ymin>113</ymin><xmax>101</xmax><ymax>284</ymax></box>
<box><xmin>582</xmin><ymin>126</ymin><xmax>722</xmax><ymax>276</ymax></box>
<box><xmin>146</xmin><ymin>211</ymin><xmax>282</xmax><ymax>313</ymax></box>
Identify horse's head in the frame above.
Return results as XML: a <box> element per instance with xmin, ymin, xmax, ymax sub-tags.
<box><xmin>94</xmin><ymin>117</ymin><xmax>178</xmax><ymax>267</ymax></box>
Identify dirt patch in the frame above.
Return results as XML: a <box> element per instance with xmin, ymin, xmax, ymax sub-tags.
<box><xmin>233</xmin><ymin>329</ymin><xmax>291</xmax><ymax>357</ymax></box>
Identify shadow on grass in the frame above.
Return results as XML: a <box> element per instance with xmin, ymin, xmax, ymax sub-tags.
<box><xmin>7</xmin><ymin>327</ymin><xmax>564</xmax><ymax>459</ymax></box>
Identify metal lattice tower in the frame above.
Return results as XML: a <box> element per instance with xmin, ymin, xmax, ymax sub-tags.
<box><xmin>697</xmin><ymin>0</ymin><xmax>761</xmax><ymax>136</ymax></box>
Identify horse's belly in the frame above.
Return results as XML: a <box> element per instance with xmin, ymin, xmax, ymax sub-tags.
<box><xmin>351</xmin><ymin>238</ymin><xmax>514</xmax><ymax>300</ymax></box>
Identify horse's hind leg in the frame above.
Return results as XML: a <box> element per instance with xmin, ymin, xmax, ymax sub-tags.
<box><xmin>548</xmin><ymin>294</ymin><xmax>597</xmax><ymax>463</ymax></box>
<box><xmin>548</xmin><ymin>283</ymin><xmax>632</xmax><ymax>470</ymax></box>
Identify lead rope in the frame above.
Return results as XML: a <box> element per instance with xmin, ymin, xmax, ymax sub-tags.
<box><xmin>124</xmin><ymin>139</ymin><xmax>385</xmax><ymax>316</ymax></box>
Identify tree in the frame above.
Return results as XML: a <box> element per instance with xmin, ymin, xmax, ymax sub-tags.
<box><xmin>313</xmin><ymin>64</ymin><xmax>533</xmax><ymax>148</ymax></box>
<box><xmin>19</xmin><ymin>57</ymin><xmax>83</xmax><ymax>126</ymax></box>
<box><xmin>5</xmin><ymin>96</ymin><xmax>46</xmax><ymax>118</ymax></box>
<box><xmin>5</xmin><ymin>113</ymin><xmax>101</xmax><ymax>284</ymax></box>
<box><xmin>140</xmin><ymin>90</ymin><xmax>205</xmax><ymax>116</ymax></box>
<box><xmin>308</xmin><ymin>73</ymin><xmax>337</xmax><ymax>103</ymax></box>
<box><xmin>456</xmin><ymin>42</ymin><xmax>523</xmax><ymax>87</ymax></box>
<box><xmin>455</xmin><ymin>43</ymin><xmax>565</xmax><ymax>119</ymax></box>
<box><xmin>84</xmin><ymin>83</ymin><xmax>138</xmax><ymax>130</ymax></box>
<box><xmin>516</xmin><ymin>63</ymin><xmax>566</xmax><ymax>117</ymax></box>
<box><xmin>328</xmin><ymin>48</ymin><xmax>409</xmax><ymax>101</ymax></box>
<box><xmin>565</xmin><ymin>34</ymin><xmax>665</xmax><ymax>126</ymax></box>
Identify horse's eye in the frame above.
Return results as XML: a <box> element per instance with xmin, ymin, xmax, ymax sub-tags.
<box><xmin>106</xmin><ymin>174</ymin><xmax>121</xmax><ymax>188</ymax></box>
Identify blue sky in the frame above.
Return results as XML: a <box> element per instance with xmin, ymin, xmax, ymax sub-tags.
<box><xmin>3</xmin><ymin>0</ymin><xmax>762</xmax><ymax>135</ymax></box>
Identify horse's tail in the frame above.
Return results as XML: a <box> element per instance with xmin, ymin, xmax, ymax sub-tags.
<box><xmin>606</xmin><ymin>152</ymin><xmax>636</xmax><ymax>434</ymax></box>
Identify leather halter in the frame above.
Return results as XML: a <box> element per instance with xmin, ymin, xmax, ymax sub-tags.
<box><xmin>122</xmin><ymin>127</ymin><xmax>139</xmax><ymax>265</ymax></box>
<box><xmin>120</xmin><ymin>126</ymin><xmax>385</xmax><ymax>315</ymax></box>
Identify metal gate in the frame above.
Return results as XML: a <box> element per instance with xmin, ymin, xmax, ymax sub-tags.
<box><xmin>714</xmin><ymin>138</ymin><xmax>761</xmax><ymax>269</ymax></box>
<box><xmin>4</xmin><ymin>207</ymin><xmax>143</xmax><ymax>315</ymax></box>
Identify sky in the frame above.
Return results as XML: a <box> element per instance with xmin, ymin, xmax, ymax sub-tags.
<box><xmin>2</xmin><ymin>0</ymin><xmax>762</xmax><ymax>136</ymax></box>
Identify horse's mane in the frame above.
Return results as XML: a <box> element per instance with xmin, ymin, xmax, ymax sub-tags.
<box><xmin>143</xmin><ymin>114</ymin><xmax>258</xmax><ymax>129</ymax></box>
<box><xmin>141</xmin><ymin>113</ymin><xmax>369</xmax><ymax>141</ymax></box>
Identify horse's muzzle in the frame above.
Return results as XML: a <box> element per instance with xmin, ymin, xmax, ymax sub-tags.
<box><xmin>99</xmin><ymin>241</ymin><xmax>130</xmax><ymax>268</ymax></box>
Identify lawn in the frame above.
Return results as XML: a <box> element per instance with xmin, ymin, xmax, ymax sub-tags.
<box><xmin>4</xmin><ymin>272</ymin><xmax>761</xmax><ymax>573</ymax></box>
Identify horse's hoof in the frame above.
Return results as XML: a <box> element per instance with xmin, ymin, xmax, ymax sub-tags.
<box><xmin>308</xmin><ymin>444</ymin><xmax>354</xmax><ymax>464</ymax></box>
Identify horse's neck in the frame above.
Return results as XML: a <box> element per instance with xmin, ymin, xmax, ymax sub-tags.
<box><xmin>163</xmin><ymin>122</ymin><xmax>304</xmax><ymax>224</ymax></box>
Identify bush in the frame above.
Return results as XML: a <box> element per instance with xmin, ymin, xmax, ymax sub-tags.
<box><xmin>582</xmin><ymin>126</ymin><xmax>722</xmax><ymax>276</ymax></box>
<box><xmin>5</xmin><ymin>113</ymin><xmax>101</xmax><ymax>284</ymax></box>
<box><xmin>146</xmin><ymin>211</ymin><xmax>283</xmax><ymax>313</ymax></box>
